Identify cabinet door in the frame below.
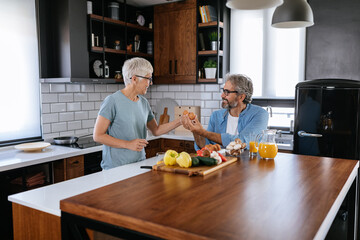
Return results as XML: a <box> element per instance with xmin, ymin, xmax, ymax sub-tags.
<box><xmin>154</xmin><ymin>10</ymin><xmax>174</xmax><ymax>84</ymax></box>
<box><xmin>173</xmin><ymin>7</ymin><xmax>197</xmax><ymax>84</ymax></box>
<box><xmin>53</xmin><ymin>155</ymin><xmax>84</xmax><ymax>183</ymax></box>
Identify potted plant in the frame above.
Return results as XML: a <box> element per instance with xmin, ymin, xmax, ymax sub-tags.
<box><xmin>203</xmin><ymin>60</ymin><xmax>217</xmax><ymax>79</ymax></box>
<box><xmin>208</xmin><ymin>31</ymin><xmax>221</xmax><ymax>50</ymax></box>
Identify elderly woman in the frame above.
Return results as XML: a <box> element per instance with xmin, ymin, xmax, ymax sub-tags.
<box><xmin>94</xmin><ymin>57</ymin><xmax>184</xmax><ymax>170</ymax></box>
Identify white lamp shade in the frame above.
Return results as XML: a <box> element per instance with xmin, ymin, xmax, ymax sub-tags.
<box><xmin>272</xmin><ymin>0</ymin><xmax>314</xmax><ymax>28</ymax></box>
<box><xmin>226</xmin><ymin>0</ymin><xmax>283</xmax><ymax>10</ymax></box>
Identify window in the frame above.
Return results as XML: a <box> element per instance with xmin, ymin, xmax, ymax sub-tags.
<box><xmin>230</xmin><ymin>8</ymin><xmax>306</xmax><ymax>130</ymax></box>
<box><xmin>0</xmin><ymin>0</ymin><xmax>42</xmax><ymax>146</ymax></box>
<box><xmin>230</xmin><ymin>8</ymin><xmax>306</xmax><ymax>99</ymax></box>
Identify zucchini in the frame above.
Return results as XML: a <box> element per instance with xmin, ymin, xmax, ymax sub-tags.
<box><xmin>196</xmin><ymin>156</ymin><xmax>218</xmax><ymax>166</ymax></box>
<box><xmin>191</xmin><ymin>157</ymin><xmax>200</xmax><ymax>167</ymax></box>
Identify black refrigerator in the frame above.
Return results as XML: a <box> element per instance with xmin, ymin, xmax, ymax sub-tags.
<box><xmin>294</xmin><ymin>79</ymin><xmax>360</xmax><ymax>239</ymax></box>
<box><xmin>294</xmin><ymin>79</ymin><xmax>360</xmax><ymax>160</ymax></box>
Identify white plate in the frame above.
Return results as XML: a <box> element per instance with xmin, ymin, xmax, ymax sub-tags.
<box><xmin>93</xmin><ymin>60</ymin><xmax>103</xmax><ymax>77</ymax></box>
<box><xmin>154</xmin><ymin>98</ymin><xmax>179</xmax><ymax>123</ymax></box>
<box><xmin>14</xmin><ymin>142</ymin><xmax>51</xmax><ymax>152</ymax></box>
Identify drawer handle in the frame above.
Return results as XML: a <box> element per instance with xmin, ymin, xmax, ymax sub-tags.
<box><xmin>72</xmin><ymin>161</ymin><xmax>79</xmax><ymax>164</ymax></box>
<box><xmin>180</xmin><ymin>142</ymin><xmax>184</xmax><ymax>147</ymax></box>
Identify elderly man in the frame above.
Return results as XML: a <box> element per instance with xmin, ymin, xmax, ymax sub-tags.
<box><xmin>183</xmin><ymin>73</ymin><xmax>269</xmax><ymax>150</ymax></box>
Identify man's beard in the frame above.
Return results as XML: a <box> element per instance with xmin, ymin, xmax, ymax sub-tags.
<box><xmin>222</xmin><ymin>98</ymin><xmax>238</xmax><ymax>110</ymax></box>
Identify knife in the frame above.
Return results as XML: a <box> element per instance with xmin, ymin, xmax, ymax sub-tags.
<box><xmin>140</xmin><ymin>166</ymin><xmax>152</xmax><ymax>169</ymax></box>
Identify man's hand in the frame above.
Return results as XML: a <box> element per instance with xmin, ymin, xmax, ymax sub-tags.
<box><xmin>182</xmin><ymin>115</ymin><xmax>204</xmax><ymax>135</ymax></box>
<box><xmin>128</xmin><ymin>139</ymin><xmax>148</xmax><ymax>151</ymax></box>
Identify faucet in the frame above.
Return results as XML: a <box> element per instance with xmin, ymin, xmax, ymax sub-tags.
<box><xmin>266</xmin><ymin>106</ymin><xmax>272</xmax><ymax>117</ymax></box>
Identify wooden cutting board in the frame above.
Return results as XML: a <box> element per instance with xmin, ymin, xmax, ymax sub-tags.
<box><xmin>152</xmin><ymin>156</ymin><xmax>237</xmax><ymax>176</ymax></box>
<box><xmin>159</xmin><ymin>107</ymin><xmax>169</xmax><ymax>125</ymax></box>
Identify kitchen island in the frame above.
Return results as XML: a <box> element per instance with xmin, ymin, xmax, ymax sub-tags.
<box><xmin>60</xmin><ymin>151</ymin><xmax>358</xmax><ymax>240</ymax></box>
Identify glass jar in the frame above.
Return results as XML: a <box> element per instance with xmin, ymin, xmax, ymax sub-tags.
<box><xmin>114</xmin><ymin>40</ymin><xmax>120</xmax><ymax>50</ymax></box>
<box><xmin>114</xmin><ymin>71</ymin><xmax>122</xmax><ymax>80</ymax></box>
<box><xmin>258</xmin><ymin>129</ymin><xmax>278</xmax><ymax>159</ymax></box>
<box><xmin>108</xmin><ymin>2</ymin><xmax>119</xmax><ymax>20</ymax></box>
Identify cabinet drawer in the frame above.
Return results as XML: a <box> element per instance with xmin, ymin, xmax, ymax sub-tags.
<box><xmin>53</xmin><ymin>155</ymin><xmax>84</xmax><ymax>183</ymax></box>
<box><xmin>162</xmin><ymin>139</ymin><xmax>184</xmax><ymax>148</ymax></box>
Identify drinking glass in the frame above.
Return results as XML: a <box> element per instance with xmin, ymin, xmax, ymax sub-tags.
<box><xmin>249</xmin><ymin>133</ymin><xmax>259</xmax><ymax>156</ymax></box>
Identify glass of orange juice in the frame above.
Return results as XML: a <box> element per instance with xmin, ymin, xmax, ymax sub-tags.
<box><xmin>249</xmin><ymin>133</ymin><xmax>259</xmax><ymax>156</ymax></box>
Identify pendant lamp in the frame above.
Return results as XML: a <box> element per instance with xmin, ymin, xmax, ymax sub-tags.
<box><xmin>272</xmin><ymin>0</ymin><xmax>314</xmax><ymax>28</ymax></box>
<box><xmin>226</xmin><ymin>0</ymin><xmax>283</xmax><ymax>10</ymax></box>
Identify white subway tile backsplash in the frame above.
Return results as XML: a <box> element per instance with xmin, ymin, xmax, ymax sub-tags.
<box><xmin>42</xmin><ymin>104</ymin><xmax>50</xmax><ymax>114</ymax></box>
<box><xmin>175</xmin><ymin>92</ymin><xmax>187</xmax><ymax>99</ymax></box>
<box><xmin>67</xmin><ymin>102</ymin><xmax>81</xmax><ymax>111</ymax></box>
<box><xmin>88</xmin><ymin>93</ymin><xmax>101</xmax><ymax>101</ymax></box>
<box><xmin>213</xmin><ymin>92</ymin><xmax>221</xmax><ymax>100</ymax></box>
<box><xmin>59</xmin><ymin>112</ymin><xmax>74</xmax><ymax>122</ymax></box>
<box><xmin>200</xmin><ymin>92</ymin><xmax>212</xmax><ymax>100</ymax></box>
<box><xmin>60</xmin><ymin>131</ymin><xmax>75</xmax><ymax>137</ymax></box>
<box><xmin>107</xmin><ymin>85</ymin><xmax>120</xmax><ymax>92</ymax></box>
<box><xmin>51</xmin><ymin>103</ymin><xmax>67</xmax><ymax>113</ymax></box>
<box><xmin>51</xmin><ymin>122</ymin><xmax>67</xmax><ymax>132</ymax></box>
<box><xmin>42</xmin><ymin>94</ymin><xmax>58</xmax><ymax>103</ymax></box>
<box><xmin>101</xmin><ymin>92</ymin><xmax>111</xmax><ymax>100</ymax></box>
<box><xmin>188</xmin><ymin>92</ymin><xmax>202</xmax><ymax>100</ymax></box>
<box><xmin>50</xmin><ymin>84</ymin><xmax>66</xmax><ymax>93</ymax></box>
<box><xmin>68</xmin><ymin>121</ymin><xmax>82</xmax><ymax>130</ymax></box>
<box><xmin>82</xmin><ymin>119</ymin><xmax>95</xmax><ymax>128</ymax></box>
<box><xmin>42</xmin><ymin>124</ymin><xmax>51</xmax><ymax>134</ymax></box>
<box><xmin>181</xmin><ymin>100</ymin><xmax>194</xmax><ymax>106</ymax></box>
<box><xmin>201</xmin><ymin>108</ymin><xmax>213</xmax><ymax>117</ymax></box>
<box><xmin>41</xmin><ymin>83</ymin><xmax>224</xmax><ymax>136</ymax></box>
<box><xmin>74</xmin><ymin>93</ymin><xmax>88</xmax><ymax>102</ymax></box>
<box><xmin>89</xmin><ymin>110</ymin><xmax>99</xmax><ymax>119</ymax></box>
<box><xmin>205</xmin><ymin>85</ymin><xmax>220</xmax><ymax>92</ymax></box>
<box><xmin>43</xmin><ymin>133</ymin><xmax>60</xmax><ymax>140</ymax></box>
<box><xmin>151</xmin><ymin>92</ymin><xmax>163</xmax><ymax>99</ymax></box>
<box><xmin>163</xmin><ymin>92</ymin><xmax>175</xmax><ymax>98</ymax></box>
<box><xmin>41</xmin><ymin>84</ymin><xmax>50</xmax><ymax>93</ymax></box>
<box><xmin>94</xmin><ymin>85</ymin><xmax>107</xmax><ymax>92</ymax></box>
<box><xmin>75</xmin><ymin>111</ymin><xmax>89</xmax><ymax>120</ymax></box>
<box><xmin>42</xmin><ymin>113</ymin><xmax>59</xmax><ymax>123</ymax></box>
<box><xmin>156</xmin><ymin>85</ymin><xmax>169</xmax><ymax>91</ymax></box>
<box><xmin>81</xmin><ymin>102</ymin><xmax>95</xmax><ymax>111</ymax></box>
<box><xmin>66</xmin><ymin>84</ymin><xmax>80</xmax><ymax>92</ymax></box>
<box><xmin>81</xmin><ymin>84</ymin><xmax>94</xmax><ymax>92</ymax></box>
<box><xmin>194</xmin><ymin>85</ymin><xmax>204</xmax><ymax>92</ymax></box>
<box><xmin>59</xmin><ymin>93</ymin><xmax>74</xmax><ymax>102</ymax></box>
<box><xmin>169</xmin><ymin>85</ymin><xmax>181</xmax><ymax>91</ymax></box>
<box><xmin>205</xmin><ymin>101</ymin><xmax>220</xmax><ymax>109</ymax></box>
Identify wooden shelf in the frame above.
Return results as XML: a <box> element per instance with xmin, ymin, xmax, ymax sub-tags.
<box><xmin>127</xmin><ymin>51</ymin><xmax>153</xmax><ymax>58</ymax></box>
<box><xmin>89</xmin><ymin>14</ymin><xmax>153</xmax><ymax>32</ymax></box>
<box><xmin>198</xmin><ymin>78</ymin><xmax>219</xmax><ymax>83</ymax></box>
<box><xmin>198</xmin><ymin>50</ymin><xmax>223</xmax><ymax>56</ymax></box>
<box><xmin>91</xmin><ymin>47</ymin><xmax>152</xmax><ymax>58</ymax></box>
<box><xmin>198</xmin><ymin>21</ymin><xmax>223</xmax><ymax>28</ymax></box>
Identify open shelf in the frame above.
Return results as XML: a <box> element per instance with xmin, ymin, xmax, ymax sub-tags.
<box><xmin>89</xmin><ymin>14</ymin><xmax>153</xmax><ymax>32</ymax></box>
<box><xmin>198</xmin><ymin>21</ymin><xmax>223</xmax><ymax>28</ymax></box>
<box><xmin>198</xmin><ymin>78</ymin><xmax>222</xmax><ymax>83</ymax></box>
<box><xmin>198</xmin><ymin>50</ymin><xmax>223</xmax><ymax>56</ymax></box>
<box><xmin>91</xmin><ymin>47</ymin><xmax>152</xmax><ymax>58</ymax></box>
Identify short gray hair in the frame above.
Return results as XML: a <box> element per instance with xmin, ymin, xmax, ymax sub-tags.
<box><xmin>225</xmin><ymin>73</ymin><xmax>253</xmax><ymax>104</ymax></box>
<box><xmin>122</xmin><ymin>57</ymin><xmax>153</xmax><ymax>86</ymax></box>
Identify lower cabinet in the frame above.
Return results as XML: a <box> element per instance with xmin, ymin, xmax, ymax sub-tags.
<box><xmin>145</xmin><ymin>139</ymin><xmax>196</xmax><ymax>158</ymax></box>
<box><xmin>53</xmin><ymin>155</ymin><xmax>84</xmax><ymax>183</ymax></box>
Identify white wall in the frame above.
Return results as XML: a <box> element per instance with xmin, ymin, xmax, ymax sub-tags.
<box><xmin>41</xmin><ymin>83</ymin><xmax>222</xmax><ymax>140</ymax></box>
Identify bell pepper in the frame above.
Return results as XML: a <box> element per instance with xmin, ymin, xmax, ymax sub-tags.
<box><xmin>197</xmin><ymin>149</ymin><xmax>204</xmax><ymax>157</ymax></box>
<box><xmin>218</xmin><ymin>152</ymin><xmax>227</xmax><ymax>162</ymax></box>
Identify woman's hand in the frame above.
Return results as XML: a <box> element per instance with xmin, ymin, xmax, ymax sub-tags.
<box><xmin>128</xmin><ymin>139</ymin><xmax>148</xmax><ymax>151</ymax></box>
<box><xmin>182</xmin><ymin>115</ymin><xmax>204</xmax><ymax>134</ymax></box>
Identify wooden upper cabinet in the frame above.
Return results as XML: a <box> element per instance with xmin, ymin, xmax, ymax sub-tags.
<box><xmin>154</xmin><ymin>0</ymin><xmax>197</xmax><ymax>84</ymax></box>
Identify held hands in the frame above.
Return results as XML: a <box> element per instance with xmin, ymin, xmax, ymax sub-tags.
<box><xmin>182</xmin><ymin>114</ymin><xmax>204</xmax><ymax>135</ymax></box>
<box><xmin>128</xmin><ymin>139</ymin><xmax>148</xmax><ymax>151</ymax></box>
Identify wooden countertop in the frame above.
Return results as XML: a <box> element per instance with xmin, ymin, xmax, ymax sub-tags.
<box><xmin>60</xmin><ymin>152</ymin><xmax>358</xmax><ymax>240</ymax></box>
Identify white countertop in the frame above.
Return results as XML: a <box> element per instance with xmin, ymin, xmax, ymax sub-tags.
<box><xmin>0</xmin><ymin>133</ymin><xmax>194</xmax><ymax>173</ymax></box>
<box><xmin>8</xmin><ymin>156</ymin><xmax>159</xmax><ymax>217</ymax></box>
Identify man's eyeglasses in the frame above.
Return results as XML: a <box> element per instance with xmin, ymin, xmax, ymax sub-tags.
<box><xmin>221</xmin><ymin>88</ymin><xmax>238</xmax><ymax>96</ymax></box>
<box><xmin>135</xmin><ymin>75</ymin><xmax>153</xmax><ymax>83</ymax></box>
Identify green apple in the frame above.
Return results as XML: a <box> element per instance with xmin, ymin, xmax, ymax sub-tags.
<box><xmin>164</xmin><ymin>150</ymin><xmax>178</xmax><ymax>166</ymax></box>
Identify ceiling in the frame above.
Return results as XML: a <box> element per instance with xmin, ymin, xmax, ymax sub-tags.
<box><xmin>126</xmin><ymin>0</ymin><xmax>184</xmax><ymax>7</ymax></box>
